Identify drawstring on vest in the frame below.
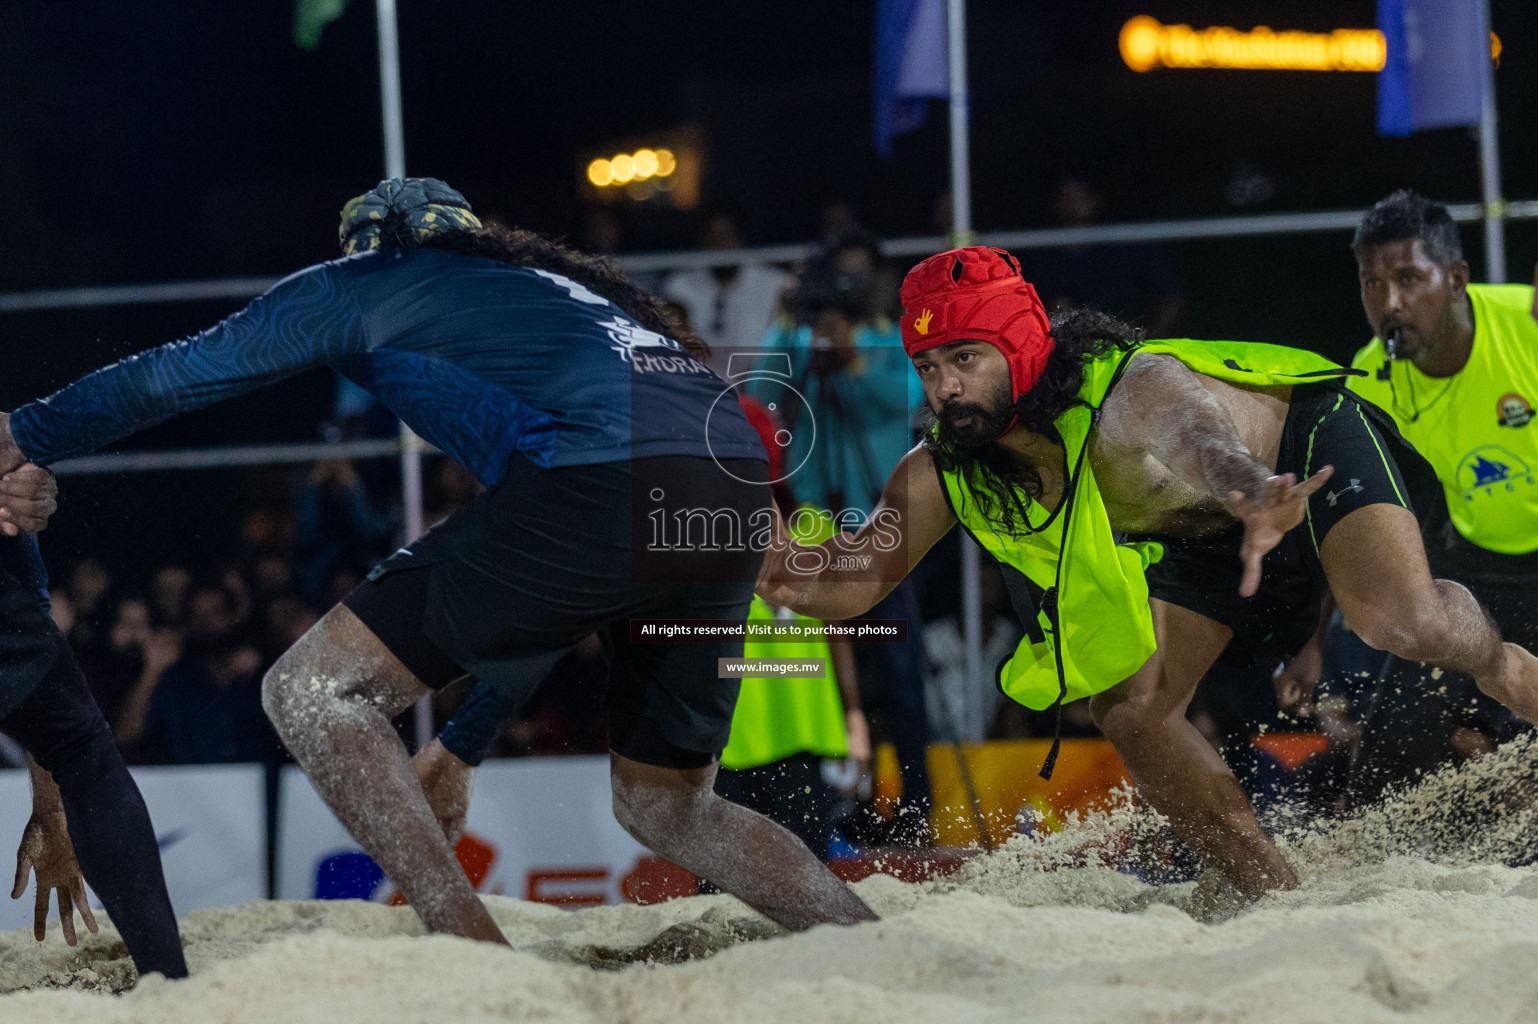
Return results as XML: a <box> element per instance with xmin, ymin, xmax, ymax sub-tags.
<box><xmin>1038</xmin><ymin>405</ymin><xmax>1098</xmax><ymax>781</ymax></box>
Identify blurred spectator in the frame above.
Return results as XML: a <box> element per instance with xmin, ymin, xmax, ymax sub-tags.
<box><xmin>119</xmin><ymin>584</ymin><xmax>277</xmax><ymax>765</ymax></box>
<box><xmin>820</xmin><ymin>201</ymin><xmax>861</xmax><ymax>244</ymax></box>
<box><xmin>755</xmin><ymin>229</ymin><xmax>913</xmax><ymax>514</ymax></box>
<box><xmin>75</xmin><ymin>596</ymin><xmax>153</xmax><ymax>730</ymax></box>
<box><xmin>1027</xmin><ymin>176</ymin><xmax>1188</xmax><ymax>338</ymax></box>
<box><xmin>663</xmin><ymin>212</ymin><xmax>789</xmax><ymax>366</ymax></box>
<box><xmin>754</xmin><ymin>228</ymin><xmax>933</xmax><ymax>840</ymax></box>
<box><xmin>251</xmin><ymin>554</ymin><xmax>297</xmax><ymax>606</ymax></box>
<box><xmin>63</xmin><ymin>557</ymin><xmax>113</xmax><ymax>649</ymax></box>
<box><xmin>151</xmin><ymin>565</ymin><xmax>192</xmax><ymax>628</ymax></box>
<box><xmin>47</xmin><ymin>589</ymin><xmax>74</xmax><ymax>635</ymax></box>
<box><xmin>296</xmin><ymin>458</ymin><xmax>396</xmax><ymax>605</ymax></box>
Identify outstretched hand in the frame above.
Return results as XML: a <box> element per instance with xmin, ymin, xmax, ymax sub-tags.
<box><xmin>0</xmin><ymin>464</ymin><xmax>58</xmax><ymax>535</ymax></box>
<box><xmin>1229</xmin><ymin>467</ymin><xmax>1334</xmax><ymax>598</ymax></box>
<box><xmin>12</xmin><ymin>811</ymin><xmax>98</xmax><ymax>944</ymax></box>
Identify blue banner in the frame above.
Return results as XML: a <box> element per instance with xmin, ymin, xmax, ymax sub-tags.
<box><xmin>1377</xmin><ymin>0</ymin><xmax>1487</xmax><ymax>136</ymax></box>
<box><xmin>873</xmin><ymin>0</ymin><xmax>949</xmax><ymax>158</ymax></box>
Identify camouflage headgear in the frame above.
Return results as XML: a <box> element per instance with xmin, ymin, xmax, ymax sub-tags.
<box><xmin>339</xmin><ymin>177</ymin><xmax>482</xmax><ymax>256</ymax></box>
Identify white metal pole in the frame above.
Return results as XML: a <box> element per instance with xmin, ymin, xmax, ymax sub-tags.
<box><xmin>376</xmin><ymin>0</ymin><xmax>406</xmax><ymax>182</ymax></box>
<box><xmin>1477</xmin><ymin>0</ymin><xmax>1505</xmax><ymax>283</ymax></box>
<box><xmin>376</xmin><ymin>0</ymin><xmax>432</xmax><ymax>747</ymax></box>
<box><xmin>947</xmin><ymin>0</ymin><xmax>984</xmax><ymax>740</ymax></box>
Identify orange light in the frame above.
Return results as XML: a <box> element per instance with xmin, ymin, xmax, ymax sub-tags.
<box><xmin>609</xmin><ymin>153</ymin><xmax>635</xmax><ymax>184</ymax></box>
<box><xmin>1120</xmin><ymin>16</ymin><xmax>1501</xmax><ymax>73</ymax></box>
<box><xmin>586</xmin><ymin>158</ymin><xmax>614</xmax><ymax>187</ymax></box>
<box><xmin>632</xmin><ymin>148</ymin><xmax>659</xmax><ymax>180</ymax></box>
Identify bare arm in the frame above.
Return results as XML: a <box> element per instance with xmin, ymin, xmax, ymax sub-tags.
<box><xmin>756</xmin><ymin>445</ymin><xmax>956</xmax><ymax>620</ymax></box>
<box><xmin>1099</xmin><ymin>353</ymin><xmax>1332</xmax><ymax>597</ymax></box>
<box><xmin>26</xmin><ymin>755</ymin><xmax>62</xmax><ymax>816</ymax></box>
<box><xmin>1098</xmin><ymin>353</ymin><xmax>1274</xmax><ymax>505</ymax></box>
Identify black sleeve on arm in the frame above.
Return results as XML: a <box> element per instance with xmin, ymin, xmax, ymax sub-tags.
<box><xmin>437</xmin><ymin>680</ymin><xmax>522</xmax><ymax>766</ymax></box>
<box><xmin>10</xmin><ymin>263</ymin><xmax>368</xmax><ymax>465</ymax></box>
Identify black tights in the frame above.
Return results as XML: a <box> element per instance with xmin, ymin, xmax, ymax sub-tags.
<box><xmin>3</xmin><ymin>647</ymin><xmax>187</xmax><ymax>979</ymax></box>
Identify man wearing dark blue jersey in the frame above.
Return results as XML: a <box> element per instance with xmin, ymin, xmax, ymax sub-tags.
<box><xmin>0</xmin><ymin>179</ymin><xmax>876</xmax><ymax>943</ymax></box>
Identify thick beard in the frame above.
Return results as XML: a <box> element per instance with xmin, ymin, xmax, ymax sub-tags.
<box><xmin>935</xmin><ymin>380</ymin><xmax>1015</xmax><ymax>451</ymax></box>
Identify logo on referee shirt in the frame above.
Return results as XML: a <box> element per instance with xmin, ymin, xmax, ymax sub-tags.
<box><xmin>1497</xmin><ymin>393</ymin><xmax>1533</xmax><ymax>428</ymax></box>
<box><xmin>1456</xmin><ymin>445</ymin><xmax>1535</xmax><ymax>500</ymax></box>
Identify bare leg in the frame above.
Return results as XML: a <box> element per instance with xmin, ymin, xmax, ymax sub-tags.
<box><xmin>610</xmin><ymin>753</ymin><xmax>877</xmax><ymax>930</ymax></box>
<box><xmin>261</xmin><ymin>605</ymin><xmax>506</xmax><ymax>944</ymax></box>
<box><xmin>1091</xmin><ymin>599</ymin><xmax>1299</xmax><ymax>899</ymax></box>
<box><xmin>1323</xmin><ymin>504</ymin><xmax>1538</xmax><ymax>721</ymax></box>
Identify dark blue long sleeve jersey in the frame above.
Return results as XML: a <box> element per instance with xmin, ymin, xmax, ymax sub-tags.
<box><xmin>11</xmin><ymin>248</ymin><xmax>765</xmax><ymax>483</ymax></box>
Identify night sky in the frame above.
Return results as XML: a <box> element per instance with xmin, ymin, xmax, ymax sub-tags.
<box><xmin>1</xmin><ymin>0</ymin><xmax>1533</xmax><ymax>425</ymax></box>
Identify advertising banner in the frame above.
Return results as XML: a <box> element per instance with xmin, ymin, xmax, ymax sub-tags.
<box><xmin>276</xmin><ymin>756</ymin><xmax>695</xmax><ymax>908</ymax></box>
<box><xmin>0</xmin><ymin>764</ymin><xmax>265</xmax><ymax>933</ymax></box>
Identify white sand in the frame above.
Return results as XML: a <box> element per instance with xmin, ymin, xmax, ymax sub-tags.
<box><xmin>3</xmin><ymin>738</ymin><xmax>1536</xmax><ymax>1024</ymax></box>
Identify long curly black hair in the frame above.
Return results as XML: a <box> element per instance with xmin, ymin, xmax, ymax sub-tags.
<box><xmin>413</xmin><ymin>221</ymin><xmax>708</xmax><ymax>359</ymax></box>
<box><xmin>922</xmin><ymin>306</ymin><xmax>1143</xmax><ymax>537</ymax></box>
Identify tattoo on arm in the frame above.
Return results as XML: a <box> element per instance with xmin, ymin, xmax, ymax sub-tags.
<box><xmin>1101</xmin><ymin>354</ymin><xmax>1271</xmax><ymax>507</ymax></box>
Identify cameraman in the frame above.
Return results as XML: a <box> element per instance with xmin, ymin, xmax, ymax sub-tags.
<box><xmin>753</xmin><ymin>231</ymin><xmax>934</xmax><ymax>841</ymax></box>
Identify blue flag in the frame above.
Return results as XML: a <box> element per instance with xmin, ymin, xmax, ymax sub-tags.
<box><xmin>1377</xmin><ymin>0</ymin><xmax>1487</xmax><ymax>136</ymax></box>
<box><xmin>873</xmin><ymin>0</ymin><xmax>949</xmax><ymax>158</ymax></box>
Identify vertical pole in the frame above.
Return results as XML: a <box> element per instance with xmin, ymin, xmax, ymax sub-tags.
<box><xmin>1477</xmin><ymin>0</ymin><xmax>1505</xmax><ymax>283</ymax></box>
<box><xmin>947</xmin><ymin>0</ymin><xmax>983</xmax><ymax>740</ymax></box>
<box><xmin>376</xmin><ymin>0</ymin><xmax>406</xmax><ymax>182</ymax></box>
<box><xmin>376</xmin><ymin>0</ymin><xmax>432</xmax><ymax>748</ymax></box>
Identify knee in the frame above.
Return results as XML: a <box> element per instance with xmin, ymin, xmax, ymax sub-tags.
<box><xmin>1340</xmin><ymin>588</ymin><xmax>1449</xmax><ymax>660</ymax></box>
<box><xmin>610</xmin><ymin>773</ymin><xmax>710</xmax><ymax>850</ymax></box>
<box><xmin>1090</xmin><ymin>687</ymin><xmax>1164</xmax><ymax>748</ymax></box>
<box><xmin>261</xmin><ymin>653</ymin><xmax>321</xmax><ymax>738</ymax></box>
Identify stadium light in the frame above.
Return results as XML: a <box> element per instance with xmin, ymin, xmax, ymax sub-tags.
<box><xmin>587</xmin><ymin>147</ymin><xmax>677</xmax><ymax>189</ymax></box>
<box><xmin>1119</xmin><ymin>15</ymin><xmax>1500</xmax><ymax>73</ymax></box>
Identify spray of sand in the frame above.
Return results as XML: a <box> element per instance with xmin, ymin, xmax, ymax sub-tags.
<box><xmin>3</xmin><ymin>738</ymin><xmax>1536</xmax><ymax>1022</ymax></box>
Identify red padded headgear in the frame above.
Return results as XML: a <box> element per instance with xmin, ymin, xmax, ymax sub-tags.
<box><xmin>899</xmin><ymin>246</ymin><xmax>1054</xmax><ymax>402</ymax></box>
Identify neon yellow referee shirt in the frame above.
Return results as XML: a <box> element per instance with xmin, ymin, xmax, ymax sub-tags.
<box><xmin>1350</xmin><ymin>284</ymin><xmax>1538</xmax><ymax>554</ymax></box>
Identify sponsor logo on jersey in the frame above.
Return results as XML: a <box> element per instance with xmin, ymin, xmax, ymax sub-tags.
<box><xmin>1325</xmin><ymin>479</ymin><xmax>1363</xmax><ymax>506</ymax></box>
<box><xmin>1497</xmin><ymin>392</ymin><xmax>1533</xmax><ymax>428</ymax></box>
<box><xmin>600</xmin><ymin>316</ymin><xmax>714</xmax><ymax>375</ymax></box>
<box><xmin>1455</xmin><ymin>444</ymin><xmax>1535</xmax><ymax>500</ymax></box>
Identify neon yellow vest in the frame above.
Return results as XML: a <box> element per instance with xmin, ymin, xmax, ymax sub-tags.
<box><xmin>721</xmin><ymin>507</ymin><xmax>849</xmax><ymax>770</ymax></box>
<box><xmin>939</xmin><ymin>339</ymin><xmax>1357</xmax><ymax>713</ymax></box>
<box><xmin>1349</xmin><ymin>284</ymin><xmax>1538</xmax><ymax>555</ymax></box>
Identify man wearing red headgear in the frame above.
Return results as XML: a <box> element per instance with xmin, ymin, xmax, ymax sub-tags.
<box><xmin>759</xmin><ymin>245</ymin><xmax>1538</xmax><ymax>904</ymax></box>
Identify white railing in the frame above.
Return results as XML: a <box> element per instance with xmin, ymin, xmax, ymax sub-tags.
<box><xmin>4</xmin><ymin>202</ymin><xmax>1533</xmax><ymax>314</ymax></box>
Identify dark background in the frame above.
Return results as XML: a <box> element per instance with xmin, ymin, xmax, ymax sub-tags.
<box><xmin>0</xmin><ymin>1</ymin><xmax>1532</xmax><ymax>447</ymax></box>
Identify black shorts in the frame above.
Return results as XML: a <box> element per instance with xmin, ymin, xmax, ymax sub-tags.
<box><xmin>1140</xmin><ymin>383</ymin><xmax>1420</xmax><ymax>668</ymax></box>
<box><xmin>343</xmin><ymin>453</ymin><xmax>770</xmax><ymax>767</ymax></box>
